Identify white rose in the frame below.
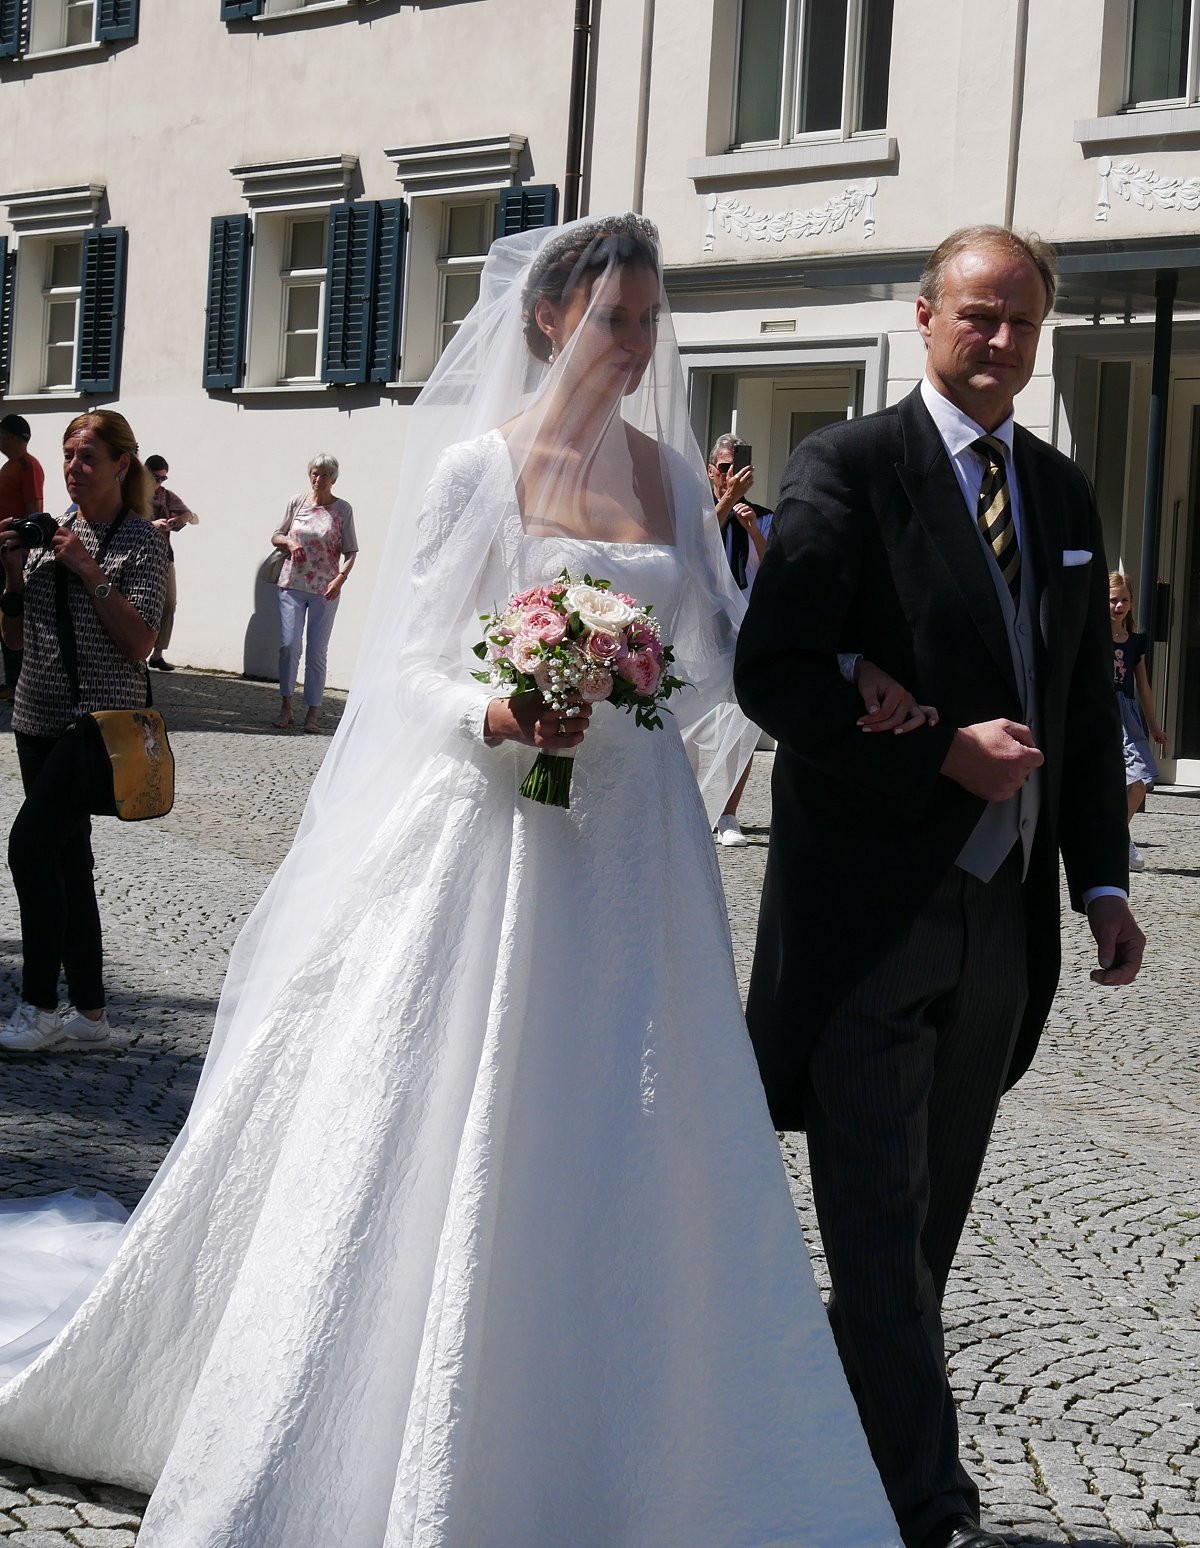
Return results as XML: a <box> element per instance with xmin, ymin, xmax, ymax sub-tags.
<box><xmin>564</xmin><ymin>583</ymin><xmax>638</xmax><ymax>634</ymax></box>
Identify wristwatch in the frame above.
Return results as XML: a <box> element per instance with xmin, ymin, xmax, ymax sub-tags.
<box><xmin>94</xmin><ymin>581</ymin><xmax>112</xmax><ymax>600</ymax></box>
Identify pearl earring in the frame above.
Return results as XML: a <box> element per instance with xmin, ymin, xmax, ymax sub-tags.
<box><xmin>547</xmin><ymin>344</ymin><xmax>557</xmax><ymax>366</ymax></box>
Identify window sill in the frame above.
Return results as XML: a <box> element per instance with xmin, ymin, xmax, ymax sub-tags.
<box><xmin>0</xmin><ymin>389</ymin><xmax>85</xmax><ymax>403</ymax></box>
<box><xmin>232</xmin><ymin>382</ymin><xmax>335</xmax><ymax>395</ymax></box>
<box><xmin>251</xmin><ymin>0</ymin><xmax>355</xmax><ymax>24</ymax></box>
<box><xmin>1074</xmin><ymin>104</ymin><xmax>1200</xmax><ymax>150</ymax></box>
<box><xmin>687</xmin><ymin>136</ymin><xmax>897</xmax><ymax>188</ymax></box>
<box><xmin>15</xmin><ymin>40</ymin><xmax>107</xmax><ymax>64</ymax></box>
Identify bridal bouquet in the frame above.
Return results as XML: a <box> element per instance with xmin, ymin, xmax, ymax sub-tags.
<box><xmin>472</xmin><ymin>570</ymin><xmax>686</xmax><ymax>808</ymax></box>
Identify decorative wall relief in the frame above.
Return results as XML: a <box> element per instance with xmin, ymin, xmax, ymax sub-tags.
<box><xmin>1095</xmin><ymin>156</ymin><xmax>1200</xmax><ymax>221</ymax></box>
<box><xmin>703</xmin><ymin>180</ymin><xmax>877</xmax><ymax>254</ymax></box>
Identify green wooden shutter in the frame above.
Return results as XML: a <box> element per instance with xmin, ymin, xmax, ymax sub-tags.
<box><xmin>221</xmin><ymin>0</ymin><xmax>263</xmax><ymax>18</ymax></box>
<box><xmin>368</xmin><ymin>199</ymin><xmax>407</xmax><ymax>384</ymax></box>
<box><xmin>77</xmin><ymin>226</ymin><xmax>128</xmax><ymax>395</ymax></box>
<box><xmin>495</xmin><ymin>185</ymin><xmax>559</xmax><ymax>240</ymax></box>
<box><xmin>322</xmin><ymin>202</ymin><xmax>379</xmax><ymax>385</ymax></box>
<box><xmin>0</xmin><ymin>0</ymin><xmax>25</xmax><ymax>57</ymax></box>
<box><xmin>0</xmin><ymin>238</ymin><xmax>13</xmax><ymax>395</ymax></box>
<box><xmin>96</xmin><ymin>0</ymin><xmax>139</xmax><ymax>40</ymax></box>
<box><xmin>203</xmin><ymin>214</ymin><xmax>251</xmax><ymax>390</ymax></box>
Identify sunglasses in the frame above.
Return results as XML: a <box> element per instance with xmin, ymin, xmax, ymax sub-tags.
<box><xmin>714</xmin><ymin>462</ymin><xmax>733</xmax><ymax>475</ymax></box>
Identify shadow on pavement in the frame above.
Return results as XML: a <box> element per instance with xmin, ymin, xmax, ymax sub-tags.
<box><xmin>140</xmin><ymin>667</ymin><xmax>347</xmax><ymax>737</ymax></box>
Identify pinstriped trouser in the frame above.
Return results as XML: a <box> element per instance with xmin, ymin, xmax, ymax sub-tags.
<box><xmin>803</xmin><ymin>852</ymin><xmax>1027</xmax><ymax>1548</ymax></box>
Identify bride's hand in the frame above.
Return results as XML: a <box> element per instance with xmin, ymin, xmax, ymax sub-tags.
<box><xmin>855</xmin><ymin>660</ymin><xmax>939</xmax><ymax>736</ymax></box>
<box><xmin>484</xmin><ymin>692</ymin><xmax>592</xmax><ymax>749</ymax></box>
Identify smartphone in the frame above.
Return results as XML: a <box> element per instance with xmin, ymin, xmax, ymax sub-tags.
<box><xmin>732</xmin><ymin>443</ymin><xmax>753</xmax><ymax>475</ymax></box>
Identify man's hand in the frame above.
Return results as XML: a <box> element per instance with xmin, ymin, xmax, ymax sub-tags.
<box><xmin>940</xmin><ymin>719</ymin><xmax>1043</xmax><ymax>801</ymax></box>
<box><xmin>1086</xmin><ymin>895</ymin><xmax>1146</xmax><ymax>986</ymax></box>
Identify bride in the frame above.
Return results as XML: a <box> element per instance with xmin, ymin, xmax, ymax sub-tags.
<box><xmin>0</xmin><ymin>215</ymin><xmax>910</xmax><ymax>1546</ymax></box>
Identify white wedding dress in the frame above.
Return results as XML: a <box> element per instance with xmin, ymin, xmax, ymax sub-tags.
<box><xmin>0</xmin><ymin>435</ymin><xmax>900</xmax><ymax>1548</ymax></box>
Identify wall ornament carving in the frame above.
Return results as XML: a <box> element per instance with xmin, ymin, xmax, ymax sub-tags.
<box><xmin>703</xmin><ymin>180</ymin><xmax>877</xmax><ymax>253</ymax></box>
<box><xmin>1095</xmin><ymin>155</ymin><xmax>1200</xmax><ymax>221</ymax></box>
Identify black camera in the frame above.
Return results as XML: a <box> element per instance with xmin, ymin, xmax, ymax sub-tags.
<box><xmin>9</xmin><ymin>513</ymin><xmax>57</xmax><ymax>549</ymax></box>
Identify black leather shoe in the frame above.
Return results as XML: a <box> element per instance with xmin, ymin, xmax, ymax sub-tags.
<box><xmin>919</xmin><ymin>1514</ymin><xmax>1008</xmax><ymax>1548</ymax></box>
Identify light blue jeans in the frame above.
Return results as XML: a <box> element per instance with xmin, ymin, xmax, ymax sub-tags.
<box><xmin>278</xmin><ymin>588</ymin><xmax>339</xmax><ymax>708</ymax></box>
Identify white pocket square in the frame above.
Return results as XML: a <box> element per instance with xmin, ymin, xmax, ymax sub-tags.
<box><xmin>1062</xmin><ymin>549</ymin><xmax>1092</xmax><ymax>567</ymax></box>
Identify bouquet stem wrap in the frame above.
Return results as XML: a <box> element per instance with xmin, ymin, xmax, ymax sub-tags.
<box><xmin>519</xmin><ymin>749</ymin><xmax>575</xmax><ymax>808</ymax></box>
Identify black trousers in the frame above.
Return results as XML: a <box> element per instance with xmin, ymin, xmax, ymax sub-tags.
<box><xmin>803</xmin><ymin>852</ymin><xmax>1028</xmax><ymax>1548</ymax></box>
<box><xmin>10</xmin><ymin>728</ymin><xmax>115</xmax><ymax>1012</ymax></box>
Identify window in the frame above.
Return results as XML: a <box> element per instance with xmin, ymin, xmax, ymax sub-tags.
<box><xmin>43</xmin><ymin>238</ymin><xmax>82</xmax><ymax>390</ymax></box>
<box><xmin>0</xmin><ymin>224</ymin><xmax>127</xmax><ymax>396</ymax></box>
<box><xmin>0</xmin><ymin>0</ymin><xmax>137</xmax><ymax>57</ymax></box>
<box><xmin>437</xmin><ymin>201</ymin><xmax>494</xmax><ymax>359</ymax></box>
<box><xmin>278</xmin><ymin>216</ymin><xmax>327</xmax><ymax>382</ymax></box>
<box><xmin>732</xmin><ymin>0</ymin><xmax>893</xmax><ymax>147</ymax></box>
<box><xmin>1126</xmin><ymin>0</ymin><xmax>1197</xmax><ymax>104</ymax></box>
<box><xmin>205</xmin><ymin>199</ymin><xmax>407</xmax><ymax>390</ymax></box>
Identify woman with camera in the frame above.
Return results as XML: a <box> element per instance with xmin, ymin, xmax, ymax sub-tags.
<box><xmin>0</xmin><ymin>410</ymin><xmax>168</xmax><ymax>1055</ymax></box>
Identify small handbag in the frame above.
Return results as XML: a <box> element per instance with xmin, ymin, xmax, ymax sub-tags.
<box><xmin>54</xmin><ymin>514</ymin><xmax>175</xmax><ymax>822</ymax></box>
<box><xmin>264</xmin><ymin>499</ymin><xmax>297</xmax><ymax>584</ymax></box>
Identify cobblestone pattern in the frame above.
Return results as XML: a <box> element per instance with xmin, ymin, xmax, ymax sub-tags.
<box><xmin>1</xmin><ymin>675</ymin><xmax>1197</xmax><ymax>1544</ymax></box>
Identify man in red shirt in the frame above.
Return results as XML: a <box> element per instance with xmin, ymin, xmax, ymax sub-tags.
<box><xmin>0</xmin><ymin>414</ymin><xmax>45</xmax><ymax>700</ymax></box>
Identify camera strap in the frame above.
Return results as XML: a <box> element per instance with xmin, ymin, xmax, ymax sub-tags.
<box><xmin>52</xmin><ymin>509</ymin><xmax>151</xmax><ymax>716</ymax></box>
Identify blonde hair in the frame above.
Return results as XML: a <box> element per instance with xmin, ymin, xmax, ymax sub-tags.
<box><xmin>1109</xmin><ymin>569</ymin><xmax>1137</xmax><ymax>632</ymax></box>
<box><xmin>919</xmin><ymin>225</ymin><xmax>1057</xmax><ymax>316</ymax></box>
<box><xmin>63</xmin><ymin>410</ymin><xmax>153</xmax><ymax>519</ymax></box>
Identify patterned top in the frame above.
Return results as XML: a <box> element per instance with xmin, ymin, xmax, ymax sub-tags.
<box><xmin>11</xmin><ymin>512</ymin><xmax>170</xmax><ymax>737</ymax></box>
<box><xmin>274</xmin><ymin>496</ymin><xmax>358</xmax><ymax>596</ymax></box>
<box><xmin>1112</xmin><ymin>631</ymin><xmax>1148</xmax><ymax>702</ymax></box>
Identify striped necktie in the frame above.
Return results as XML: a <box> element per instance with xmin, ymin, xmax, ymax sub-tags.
<box><xmin>972</xmin><ymin>435</ymin><xmax>1020</xmax><ymax>604</ymax></box>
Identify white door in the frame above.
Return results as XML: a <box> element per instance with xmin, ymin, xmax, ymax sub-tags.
<box><xmin>767</xmin><ymin>386</ymin><xmax>851</xmax><ymax>506</ymax></box>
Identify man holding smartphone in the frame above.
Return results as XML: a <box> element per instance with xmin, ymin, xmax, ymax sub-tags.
<box><xmin>708</xmin><ymin>432</ymin><xmax>774</xmax><ymax>845</ymax></box>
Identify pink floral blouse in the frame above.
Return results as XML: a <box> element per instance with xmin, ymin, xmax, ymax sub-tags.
<box><xmin>274</xmin><ymin>495</ymin><xmax>359</xmax><ymax>596</ymax></box>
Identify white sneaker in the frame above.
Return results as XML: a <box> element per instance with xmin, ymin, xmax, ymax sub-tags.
<box><xmin>1128</xmin><ymin>841</ymin><xmax>1146</xmax><ymax>873</ymax></box>
<box><xmin>0</xmin><ymin>1001</ymin><xmax>65</xmax><ymax>1053</ymax></box>
<box><xmin>59</xmin><ymin>1008</ymin><xmax>114</xmax><ymax>1049</ymax></box>
<box><xmin>715</xmin><ymin>814</ymin><xmax>749</xmax><ymax>848</ymax></box>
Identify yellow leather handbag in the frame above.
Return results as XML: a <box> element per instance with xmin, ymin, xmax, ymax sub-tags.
<box><xmin>85</xmin><ymin>708</ymin><xmax>175</xmax><ymax>821</ymax></box>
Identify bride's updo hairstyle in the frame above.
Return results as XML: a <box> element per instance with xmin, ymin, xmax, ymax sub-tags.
<box><xmin>520</xmin><ymin>214</ymin><xmax>660</xmax><ymax>363</ymax></box>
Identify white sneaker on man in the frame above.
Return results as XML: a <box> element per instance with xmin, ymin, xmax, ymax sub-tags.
<box><xmin>715</xmin><ymin>814</ymin><xmax>749</xmax><ymax>848</ymax></box>
<box><xmin>59</xmin><ymin>1008</ymin><xmax>114</xmax><ymax>1049</ymax></box>
<box><xmin>0</xmin><ymin>1001</ymin><xmax>65</xmax><ymax>1053</ymax></box>
<box><xmin>1128</xmin><ymin>841</ymin><xmax>1146</xmax><ymax>873</ymax></box>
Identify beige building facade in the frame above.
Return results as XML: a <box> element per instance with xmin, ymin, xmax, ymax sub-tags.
<box><xmin>3</xmin><ymin>0</ymin><xmax>1200</xmax><ymax>781</ymax></box>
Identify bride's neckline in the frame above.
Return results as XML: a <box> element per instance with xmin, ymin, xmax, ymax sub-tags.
<box><xmin>489</xmin><ymin>428</ymin><xmax>677</xmax><ymax>549</ymax></box>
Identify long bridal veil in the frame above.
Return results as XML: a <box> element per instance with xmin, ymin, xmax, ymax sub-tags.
<box><xmin>0</xmin><ymin>215</ymin><xmax>760</xmax><ymax>1383</ymax></box>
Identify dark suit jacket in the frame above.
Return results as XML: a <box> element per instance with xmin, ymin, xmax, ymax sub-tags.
<box><xmin>734</xmin><ymin>385</ymin><xmax>1128</xmax><ymax>1129</ymax></box>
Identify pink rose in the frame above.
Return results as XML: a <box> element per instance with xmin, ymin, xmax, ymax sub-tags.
<box><xmin>510</xmin><ymin>636</ymin><xmax>544</xmax><ymax>674</ymax></box>
<box><xmin>532</xmin><ymin>660</ymin><xmax>555</xmax><ymax>695</ymax></box>
<box><xmin>519</xmin><ymin>606</ymin><xmax>567</xmax><ymax>646</ymax></box>
<box><xmin>577</xmin><ymin>666</ymin><xmax>614</xmax><ymax>703</ymax></box>
<box><xmin>585</xmin><ymin>629</ymin><xmax>624</xmax><ymax>663</ymax></box>
<box><xmin>511</xmin><ymin>585</ymin><xmax>557</xmax><ymax>609</ymax></box>
<box><xmin>617</xmin><ymin>650</ymin><xmax>662</xmax><ymax>696</ymax></box>
<box><xmin>626</xmin><ymin>621</ymin><xmax>663</xmax><ymax>661</ymax></box>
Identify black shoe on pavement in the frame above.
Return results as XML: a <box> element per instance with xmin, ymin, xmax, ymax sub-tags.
<box><xmin>919</xmin><ymin>1515</ymin><xmax>1007</xmax><ymax>1548</ymax></box>
<box><xmin>149</xmin><ymin>657</ymin><xmax>176</xmax><ymax>671</ymax></box>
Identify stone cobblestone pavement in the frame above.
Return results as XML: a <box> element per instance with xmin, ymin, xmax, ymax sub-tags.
<box><xmin>0</xmin><ymin>672</ymin><xmax>1197</xmax><ymax>1545</ymax></box>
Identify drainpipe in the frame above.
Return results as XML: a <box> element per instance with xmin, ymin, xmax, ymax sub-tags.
<box><xmin>564</xmin><ymin>0</ymin><xmax>593</xmax><ymax>222</ymax></box>
<box><xmin>1003</xmin><ymin>0</ymin><xmax>1029</xmax><ymax>228</ymax></box>
<box><xmin>631</xmin><ymin>0</ymin><xmax>656</xmax><ymax>214</ymax></box>
<box><xmin>1138</xmin><ymin>270</ymin><xmax>1177</xmax><ymax>669</ymax></box>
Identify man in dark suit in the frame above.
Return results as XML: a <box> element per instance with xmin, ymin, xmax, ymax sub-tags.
<box><xmin>735</xmin><ymin>226</ymin><xmax>1145</xmax><ymax>1548</ymax></box>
